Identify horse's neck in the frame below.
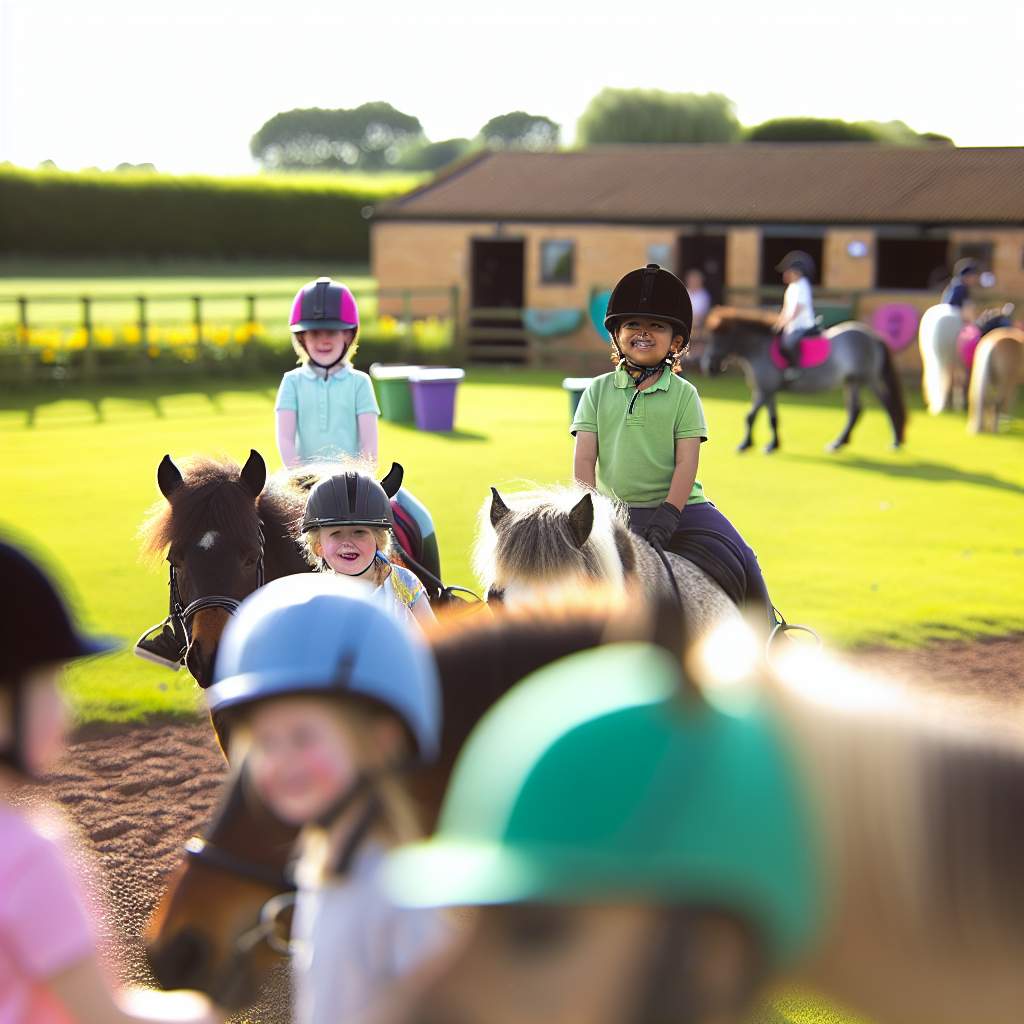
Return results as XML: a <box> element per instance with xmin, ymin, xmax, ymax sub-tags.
<box><xmin>208</xmin><ymin>770</ymin><xmax>298</xmax><ymax>865</ymax></box>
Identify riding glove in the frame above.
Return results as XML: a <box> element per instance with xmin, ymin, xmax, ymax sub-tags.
<box><xmin>642</xmin><ymin>502</ymin><xmax>682</xmax><ymax>549</ymax></box>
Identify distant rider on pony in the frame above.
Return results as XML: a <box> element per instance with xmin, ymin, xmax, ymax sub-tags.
<box><xmin>773</xmin><ymin>250</ymin><xmax>818</xmax><ymax>383</ymax></box>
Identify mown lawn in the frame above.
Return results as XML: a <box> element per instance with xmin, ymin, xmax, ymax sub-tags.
<box><xmin>1</xmin><ymin>368</ymin><xmax>1021</xmax><ymax>724</ymax></box>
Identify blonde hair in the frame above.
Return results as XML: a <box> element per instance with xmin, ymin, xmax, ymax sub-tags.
<box><xmin>291</xmin><ymin>328</ymin><xmax>359</xmax><ymax>367</ymax></box>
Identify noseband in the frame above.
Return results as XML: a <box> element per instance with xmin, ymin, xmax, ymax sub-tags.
<box><xmin>169</xmin><ymin>523</ymin><xmax>266</xmax><ymax>653</ymax></box>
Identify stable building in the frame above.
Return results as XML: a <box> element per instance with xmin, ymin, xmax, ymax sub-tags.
<box><xmin>371</xmin><ymin>145</ymin><xmax>1024</xmax><ymax>367</ymax></box>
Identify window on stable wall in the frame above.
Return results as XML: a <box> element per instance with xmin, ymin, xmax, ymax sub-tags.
<box><xmin>874</xmin><ymin>237</ymin><xmax>949</xmax><ymax>289</ymax></box>
<box><xmin>540</xmin><ymin>240</ymin><xmax>575</xmax><ymax>284</ymax></box>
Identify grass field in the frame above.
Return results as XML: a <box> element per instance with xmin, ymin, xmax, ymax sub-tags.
<box><xmin>2</xmin><ymin>367</ymin><xmax>1021</xmax><ymax>723</ymax></box>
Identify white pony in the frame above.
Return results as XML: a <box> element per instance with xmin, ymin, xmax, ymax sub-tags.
<box><xmin>918</xmin><ymin>303</ymin><xmax>966</xmax><ymax>414</ymax></box>
<box><xmin>474</xmin><ymin>484</ymin><xmax>743</xmax><ymax>641</ymax></box>
<box><xmin>967</xmin><ymin>327</ymin><xmax>1024</xmax><ymax>433</ymax></box>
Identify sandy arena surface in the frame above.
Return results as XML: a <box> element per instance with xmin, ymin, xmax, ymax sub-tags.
<box><xmin>15</xmin><ymin>634</ymin><xmax>1024</xmax><ymax>1021</ymax></box>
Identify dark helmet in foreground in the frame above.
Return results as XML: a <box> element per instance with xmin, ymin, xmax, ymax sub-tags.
<box><xmin>604</xmin><ymin>264</ymin><xmax>693</xmax><ymax>344</ymax></box>
<box><xmin>300</xmin><ymin>463</ymin><xmax>404</xmax><ymax>534</ymax></box>
<box><xmin>775</xmin><ymin>251</ymin><xmax>816</xmax><ymax>277</ymax></box>
<box><xmin>0</xmin><ymin>540</ymin><xmax>117</xmax><ymax>774</ymax></box>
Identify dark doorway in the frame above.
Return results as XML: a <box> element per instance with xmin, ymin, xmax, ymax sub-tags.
<box><xmin>875</xmin><ymin>238</ymin><xmax>949</xmax><ymax>289</ymax></box>
<box><xmin>677</xmin><ymin>234</ymin><xmax>726</xmax><ymax>304</ymax></box>
<box><xmin>471</xmin><ymin>239</ymin><xmax>524</xmax><ymax>308</ymax></box>
<box><xmin>468</xmin><ymin>238</ymin><xmax>527</xmax><ymax>363</ymax></box>
<box><xmin>760</xmin><ymin>235</ymin><xmax>824</xmax><ymax>287</ymax></box>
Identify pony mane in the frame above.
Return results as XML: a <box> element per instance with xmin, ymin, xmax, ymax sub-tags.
<box><xmin>705</xmin><ymin>305</ymin><xmax>776</xmax><ymax>335</ymax></box>
<box><xmin>473</xmin><ymin>485</ymin><xmax>628</xmax><ymax>592</ymax></box>
<box><xmin>769</xmin><ymin>648</ymin><xmax>1024</xmax><ymax>957</ymax></box>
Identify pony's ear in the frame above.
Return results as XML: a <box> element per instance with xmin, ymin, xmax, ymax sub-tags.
<box><xmin>567</xmin><ymin>492</ymin><xmax>594</xmax><ymax>548</ymax></box>
<box><xmin>489</xmin><ymin>487</ymin><xmax>511</xmax><ymax>528</ymax></box>
<box><xmin>239</xmin><ymin>449</ymin><xmax>267</xmax><ymax>498</ymax></box>
<box><xmin>380</xmin><ymin>462</ymin><xmax>404</xmax><ymax>498</ymax></box>
<box><xmin>157</xmin><ymin>455</ymin><xmax>184</xmax><ymax>499</ymax></box>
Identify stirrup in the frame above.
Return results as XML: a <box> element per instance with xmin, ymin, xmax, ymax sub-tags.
<box><xmin>134</xmin><ymin>616</ymin><xmax>187</xmax><ymax>670</ymax></box>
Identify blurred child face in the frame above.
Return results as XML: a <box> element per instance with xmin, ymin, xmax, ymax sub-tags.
<box><xmin>316</xmin><ymin>525</ymin><xmax>377</xmax><ymax>576</ymax></box>
<box><xmin>782</xmin><ymin>268</ymin><xmax>802</xmax><ymax>285</ymax></box>
<box><xmin>5</xmin><ymin>665</ymin><xmax>69</xmax><ymax>776</ymax></box>
<box><xmin>615</xmin><ymin>317</ymin><xmax>682</xmax><ymax>367</ymax></box>
<box><xmin>247</xmin><ymin>697</ymin><xmax>359</xmax><ymax>825</ymax></box>
<box><xmin>302</xmin><ymin>328</ymin><xmax>353</xmax><ymax>365</ymax></box>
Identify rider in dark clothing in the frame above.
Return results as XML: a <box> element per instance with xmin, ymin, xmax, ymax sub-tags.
<box><xmin>941</xmin><ymin>258</ymin><xmax>980</xmax><ymax>312</ymax></box>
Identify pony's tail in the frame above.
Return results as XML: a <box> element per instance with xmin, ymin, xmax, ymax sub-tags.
<box><xmin>878</xmin><ymin>341</ymin><xmax>907</xmax><ymax>444</ymax></box>
<box><xmin>966</xmin><ymin>340</ymin><xmax>990</xmax><ymax>434</ymax></box>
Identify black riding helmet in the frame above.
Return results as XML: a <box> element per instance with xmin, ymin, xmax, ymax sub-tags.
<box><xmin>604</xmin><ymin>264</ymin><xmax>693</xmax><ymax>344</ymax></box>
<box><xmin>0</xmin><ymin>540</ymin><xmax>117</xmax><ymax>775</ymax></box>
<box><xmin>301</xmin><ymin>463</ymin><xmax>404</xmax><ymax>534</ymax></box>
<box><xmin>775</xmin><ymin>251</ymin><xmax>816</xmax><ymax>277</ymax></box>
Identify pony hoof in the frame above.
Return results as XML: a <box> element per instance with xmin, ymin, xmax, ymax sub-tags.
<box><xmin>825</xmin><ymin>441</ymin><xmax>844</xmax><ymax>453</ymax></box>
<box><xmin>736</xmin><ymin>443</ymin><xmax>753</xmax><ymax>453</ymax></box>
<box><xmin>763</xmin><ymin>443</ymin><xmax>779</xmax><ymax>454</ymax></box>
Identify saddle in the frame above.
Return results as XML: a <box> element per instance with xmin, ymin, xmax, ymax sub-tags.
<box><xmin>770</xmin><ymin>334</ymin><xmax>831</xmax><ymax>370</ymax></box>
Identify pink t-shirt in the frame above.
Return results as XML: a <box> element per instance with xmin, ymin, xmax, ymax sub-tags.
<box><xmin>0</xmin><ymin>802</ymin><xmax>95</xmax><ymax>1023</ymax></box>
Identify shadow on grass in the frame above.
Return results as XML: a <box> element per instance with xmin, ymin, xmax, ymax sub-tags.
<box><xmin>2</xmin><ymin>374</ymin><xmax>280</xmax><ymax>428</ymax></box>
<box><xmin>786</xmin><ymin>453</ymin><xmax>1024</xmax><ymax>496</ymax></box>
<box><xmin>385</xmin><ymin>422</ymin><xmax>489</xmax><ymax>442</ymax></box>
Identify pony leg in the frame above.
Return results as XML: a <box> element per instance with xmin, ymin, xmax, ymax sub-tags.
<box><xmin>763</xmin><ymin>394</ymin><xmax>780</xmax><ymax>453</ymax></box>
<box><xmin>827</xmin><ymin>383</ymin><xmax>862</xmax><ymax>451</ymax></box>
<box><xmin>738</xmin><ymin>393</ymin><xmax>764</xmax><ymax>452</ymax></box>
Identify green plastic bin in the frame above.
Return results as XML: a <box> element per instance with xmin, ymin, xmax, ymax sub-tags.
<box><xmin>370</xmin><ymin>364</ymin><xmax>417</xmax><ymax>424</ymax></box>
<box><xmin>817</xmin><ymin>304</ymin><xmax>855</xmax><ymax>329</ymax></box>
<box><xmin>562</xmin><ymin>377</ymin><xmax>593</xmax><ymax>419</ymax></box>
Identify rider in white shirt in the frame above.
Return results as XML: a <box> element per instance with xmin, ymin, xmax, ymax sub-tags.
<box><xmin>773</xmin><ymin>251</ymin><xmax>817</xmax><ymax>382</ymax></box>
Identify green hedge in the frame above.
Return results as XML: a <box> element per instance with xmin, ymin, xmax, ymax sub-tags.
<box><xmin>0</xmin><ymin>167</ymin><xmax>416</xmax><ymax>261</ymax></box>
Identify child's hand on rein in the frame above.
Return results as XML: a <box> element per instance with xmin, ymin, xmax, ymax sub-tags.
<box><xmin>642</xmin><ymin>502</ymin><xmax>682</xmax><ymax>549</ymax></box>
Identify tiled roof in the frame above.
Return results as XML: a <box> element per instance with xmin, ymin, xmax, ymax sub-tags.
<box><xmin>375</xmin><ymin>146</ymin><xmax>1024</xmax><ymax>225</ymax></box>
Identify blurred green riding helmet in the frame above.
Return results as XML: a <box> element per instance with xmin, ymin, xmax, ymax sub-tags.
<box><xmin>385</xmin><ymin>643</ymin><xmax>822</xmax><ymax>965</ymax></box>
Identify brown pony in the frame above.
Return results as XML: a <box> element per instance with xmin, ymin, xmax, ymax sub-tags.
<box><xmin>967</xmin><ymin>326</ymin><xmax>1024</xmax><ymax>433</ymax></box>
<box><xmin>137</xmin><ymin>450</ymin><xmax>311</xmax><ymax>690</ymax></box>
<box><xmin>143</xmin><ymin>591</ymin><xmax>682</xmax><ymax>1013</ymax></box>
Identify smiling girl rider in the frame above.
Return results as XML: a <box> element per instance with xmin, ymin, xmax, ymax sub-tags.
<box><xmin>300</xmin><ymin>465</ymin><xmax>435</xmax><ymax>629</ymax></box>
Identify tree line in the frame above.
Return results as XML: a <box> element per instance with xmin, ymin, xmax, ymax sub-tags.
<box><xmin>250</xmin><ymin>89</ymin><xmax>953</xmax><ymax>173</ymax></box>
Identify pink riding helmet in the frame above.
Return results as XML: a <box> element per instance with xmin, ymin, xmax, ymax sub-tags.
<box><xmin>289</xmin><ymin>277</ymin><xmax>360</xmax><ymax>336</ymax></box>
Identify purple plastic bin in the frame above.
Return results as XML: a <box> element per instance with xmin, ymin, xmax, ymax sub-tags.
<box><xmin>409</xmin><ymin>368</ymin><xmax>465</xmax><ymax>432</ymax></box>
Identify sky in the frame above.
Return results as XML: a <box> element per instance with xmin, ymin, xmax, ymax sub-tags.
<box><xmin>1</xmin><ymin>0</ymin><xmax>1020</xmax><ymax>176</ymax></box>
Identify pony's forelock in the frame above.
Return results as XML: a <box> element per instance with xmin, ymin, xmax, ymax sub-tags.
<box><xmin>474</xmin><ymin>485</ymin><xmax>627</xmax><ymax>592</ymax></box>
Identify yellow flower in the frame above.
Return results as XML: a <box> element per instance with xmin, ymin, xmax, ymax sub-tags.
<box><xmin>16</xmin><ymin>325</ymin><xmax>30</xmax><ymax>344</ymax></box>
<box><xmin>181</xmin><ymin>346</ymin><xmax>198</xmax><ymax>362</ymax></box>
<box><xmin>40</xmin><ymin>347</ymin><xmax>57</xmax><ymax>364</ymax></box>
<box><xmin>147</xmin><ymin>345</ymin><xmax>160</xmax><ymax>359</ymax></box>
<box><xmin>68</xmin><ymin>328</ymin><xmax>88</xmax><ymax>351</ymax></box>
<box><xmin>95</xmin><ymin>326</ymin><xmax>115</xmax><ymax>347</ymax></box>
<box><xmin>122</xmin><ymin>324</ymin><xmax>141</xmax><ymax>345</ymax></box>
<box><xmin>211</xmin><ymin>326</ymin><xmax>230</xmax><ymax>346</ymax></box>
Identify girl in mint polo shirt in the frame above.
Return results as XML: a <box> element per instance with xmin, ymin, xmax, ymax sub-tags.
<box><xmin>572</xmin><ymin>264</ymin><xmax>775</xmax><ymax>626</ymax></box>
<box><xmin>276</xmin><ymin>278</ymin><xmax>380</xmax><ymax>467</ymax></box>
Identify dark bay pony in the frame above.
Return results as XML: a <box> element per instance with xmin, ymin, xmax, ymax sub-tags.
<box><xmin>702</xmin><ymin>307</ymin><xmax>907</xmax><ymax>453</ymax></box>
<box><xmin>137</xmin><ymin>450</ymin><xmax>312</xmax><ymax>690</ymax></box>
<box><xmin>143</xmin><ymin>592</ymin><xmax>682</xmax><ymax>1012</ymax></box>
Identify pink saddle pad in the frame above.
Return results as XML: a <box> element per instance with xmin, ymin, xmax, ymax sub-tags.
<box><xmin>957</xmin><ymin>325</ymin><xmax>981</xmax><ymax>371</ymax></box>
<box><xmin>770</xmin><ymin>335</ymin><xmax>831</xmax><ymax>370</ymax></box>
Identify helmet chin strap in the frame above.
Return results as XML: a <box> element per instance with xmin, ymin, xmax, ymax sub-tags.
<box><xmin>307</xmin><ymin>351</ymin><xmax>347</xmax><ymax>380</ymax></box>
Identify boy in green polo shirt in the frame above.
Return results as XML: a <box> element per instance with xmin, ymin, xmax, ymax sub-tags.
<box><xmin>571</xmin><ymin>264</ymin><xmax>774</xmax><ymax>625</ymax></box>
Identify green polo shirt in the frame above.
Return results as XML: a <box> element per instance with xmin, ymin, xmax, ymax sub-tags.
<box><xmin>571</xmin><ymin>366</ymin><xmax>708</xmax><ymax>507</ymax></box>
<box><xmin>275</xmin><ymin>363</ymin><xmax>380</xmax><ymax>461</ymax></box>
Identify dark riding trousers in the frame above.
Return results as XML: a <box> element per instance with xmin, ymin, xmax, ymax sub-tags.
<box><xmin>628</xmin><ymin>502</ymin><xmax>774</xmax><ymax>628</ymax></box>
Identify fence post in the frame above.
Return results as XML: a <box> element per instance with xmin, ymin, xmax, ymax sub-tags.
<box><xmin>245</xmin><ymin>295</ymin><xmax>258</xmax><ymax>373</ymax></box>
<box><xmin>81</xmin><ymin>296</ymin><xmax>96</xmax><ymax>381</ymax></box>
<box><xmin>17</xmin><ymin>296</ymin><xmax>33</xmax><ymax>383</ymax></box>
<box><xmin>402</xmin><ymin>289</ymin><xmax>413</xmax><ymax>359</ymax></box>
<box><xmin>449</xmin><ymin>285</ymin><xmax>461</xmax><ymax>361</ymax></box>
<box><xmin>137</xmin><ymin>295</ymin><xmax>148</xmax><ymax>347</ymax></box>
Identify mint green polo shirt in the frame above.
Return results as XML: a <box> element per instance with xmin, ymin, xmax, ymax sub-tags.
<box><xmin>275</xmin><ymin>363</ymin><xmax>380</xmax><ymax>461</ymax></box>
<box><xmin>571</xmin><ymin>366</ymin><xmax>708</xmax><ymax>507</ymax></box>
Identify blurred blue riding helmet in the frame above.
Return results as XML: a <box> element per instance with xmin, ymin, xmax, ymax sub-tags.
<box><xmin>207</xmin><ymin>573</ymin><xmax>441</xmax><ymax>761</ymax></box>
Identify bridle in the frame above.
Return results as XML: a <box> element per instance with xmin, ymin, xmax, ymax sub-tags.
<box><xmin>168</xmin><ymin>522</ymin><xmax>266</xmax><ymax>655</ymax></box>
<box><xmin>183</xmin><ymin>835</ymin><xmax>297</xmax><ymax>957</ymax></box>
